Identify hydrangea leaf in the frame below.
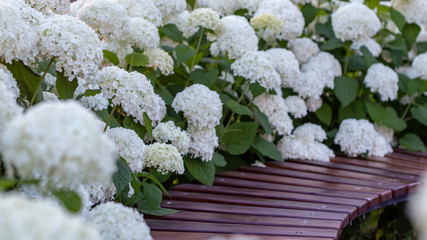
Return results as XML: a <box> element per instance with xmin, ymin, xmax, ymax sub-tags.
<box><xmin>360</xmin><ymin>46</ymin><xmax>378</xmax><ymax>66</ymax></box>
<box><xmin>96</xmin><ymin>108</ymin><xmax>120</xmax><ymax>128</ymax></box>
<box><xmin>398</xmin><ymin>73</ymin><xmax>410</xmax><ymax>93</ymax></box>
<box><xmin>143</xmin><ymin>112</ymin><xmax>153</xmax><ymax>141</ymax></box>
<box><xmin>411</xmin><ymin>105</ymin><xmax>427</xmax><ymax>127</ymax></box>
<box><xmin>212</xmin><ymin>152</ymin><xmax>227</xmax><ymax>167</ymax></box>
<box><xmin>56</xmin><ymin>71</ymin><xmax>78</xmax><ymax>99</ymax></box>
<box><xmin>103</xmin><ymin>50</ymin><xmax>119</xmax><ymax>66</ymax></box>
<box><xmin>382</xmin><ymin>107</ymin><xmax>407</xmax><ymax>131</ymax></box>
<box><xmin>389</xmin><ymin>8</ymin><xmax>406</xmax><ymax>32</ymax></box>
<box><xmin>189</xmin><ymin>68</ymin><xmax>218</xmax><ymax>87</ymax></box>
<box><xmin>365</xmin><ymin>101</ymin><xmax>385</xmax><ymax>123</ymax></box>
<box><xmin>407</xmin><ymin>78</ymin><xmax>424</xmax><ymax>95</ymax></box>
<box><xmin>139</xmin><ymin>206</ymin><xmax>179</xmax><ymax>216</ymax></box>
<box><xmin>159</xmin><ymin>24</ymin><xmax>183</xmax><ymax>43</ymax></box>
<box><xmin>251</xmin><ymin>136</ymin><xmax>282</xmax><ymax>161</ymax></box>
<box><xmin>399</xmin><ymin>133</ymin><xmax>427</xmax><ymax>152</ymax></box>
<box><xmin>175</xmin><ymin>44</ymin><xmax>196</xmax><ymax>66</ymax></box>
<box><xmin>416</xmin><ymin>41</ymin><xmax>427</xmax><ymax>54</ymax></box>
<box><xmin>6</xmin><ymin>61</ymin><xmax>43</xmax><ymax>103</ymax></box>
<box><xmin>0</xmin><ymin>179</ymin><xmax>18</xmax><ymax>191</ymax></box>
<box><xmin>222</xmin><ymin>122</ymin><xmax>259</xmax><ymax>155</ymax></box>
<box><xmin>338</xmin><ymin>100</ymin><xmax>366</xmax><ymax>122</ymax></box>
<box><xmin>402</xmin><ymin>23</ymin><xmax>420</xmax><ymax>49</ymax></box>
<box><xmin>53</xmin><ymin>191</ymin><xmax>82</xmax><ymax>213</ymax></box>
<box><xmin>226</xmin><ymin>99</ymin><xmax>252</xmax><ymax>116</ymax></box>
<box><xmin>141</xmin><ymin>182</ymin><xmax>162</xmax><ymax>210</ymax></box>
<box><xmin>112</xmin><ymin>158</ymin><xmax>132</xmax><ymax>195</ymax></box>
<box><xmin>334</xmin><ymin>77</ymin><xmax>359</xmax><ymax>107</ymax></box>
<box><xmin>315</xmin><ymin>20</ymin><xmax>335</xmax><ymax>39</ymax></box>
<box><xmin>301</xmin><ymin>4</ymin><xmax>318</xmax><ymax>27</ymax></box>
<box><xmin>255</xmin><ymin>110</ymin><xmax>273</xmax><ymax>135</ymax></box>
<box><xmin>320</xmin><ymin>38</ymin><xmax>344</xmax><ymax>51</ymax></box>
<box><xmin>125</xmin><ymin>52</ymin><xmax>149</xmax><ymax>67</ymax></box>
<box><xmin>184</xmin><ymin>157</ymin><xmax>215</xmax><ymax>186</ymax></box>
<box><xmin>316</xmin><ymin>103</ymin><xmax>332</xmax><ymax>126</ymax></box>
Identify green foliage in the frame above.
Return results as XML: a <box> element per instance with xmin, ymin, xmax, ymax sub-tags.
<box><xmin>6</xmin><ymin>61</ymin><xmax>43</xmax><ymax>103</ymax></box>
<box><xmin>301</xmin><ymin>4</ymin><xmax>318</xmax><ymax>27</ymax></box>
<box><xmin>103</xmin><ymin>50</ymin><xmax>120</xmax><ymax>66</ymax></box>
<box><xmin>56</xmin><ymin>71</ymin><xmax>78</xmax><ymax>99</ymax></box>
<box><xmin>226</xmin><ymin>99</ymin><xmax>252</xmax><ymax>116</ymax></box>
<box><xmin>212</xmin><ymin>152</ymin><xmax>227</xmax><ymax>167</ymax></box>
<box><xmin>399</xmin><ymin>133</ymin><xmax>427</xmax><ymax>152</ymax></box>
<box><xmin>53</xmin><ymin>191</ymin><xmax>82</xmax><ymax>213</ymax></box>
<box><xmin>222</xmin><ymin>122</ymin><xmax>259</xmax><ymax>155</ymax></box>
<box><xmin>112</xmin><ymin>158</ymin><xmax>133</xmax><ymax>195</ymax></box>
<box><xmin>316</xmin><ymin>103</ymin><xmax>332</xmax><ymax>126</ymax></box>
<box><xmin>334</xmin><ymin>77</ymin><xmax>359</xmax><ymax>107</ymax></box>
<box><xmin>159</xmin><ymin>24</ymin><xmax>183</xmax><ymax>43</ymax></box>
<box><xmin>142</xmin><ymin>182</ymin><xmax>162</xmax><ymax>210</ymax></box>
<box><xmin>366</xmin><ymin>102</ymin><xmax>406</xmax><ymax>131</ymax></box>
<box><xmin>125</xmin><ymin>52</ymin><xmax>149</xmax><ymax>67</ymax></box>
<box><xmin>184</xmin><ymin>157</ymin><xmax>215</xmax><ymax>185</ymax></box>
<box><xmin>189</xmin><ymin>68</ymin><xmax>218</xmax><ymax>87</ymax></box>
<box><xmin>251</xmin><ymin>136</ymin><xmax>283</xmax><ymax>161</ymax></box>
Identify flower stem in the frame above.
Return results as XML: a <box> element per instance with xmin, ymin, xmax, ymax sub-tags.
<box><xmin>30</xmin><ymin>59</ymin><xmax>54</xmax><ymax>106</ymax></box>
<box><xmin>104</xmin><ymin>105</ymin><xmax>118</xmax><ymax>132</ymax></box>
<box><xmin>128</xmin><ymin>52</ymin><xmax>135</xmax><ymax>72</ymax></box>
<box><xmin>401</xmin><ymin>103</ymin><xmax>412</xmax><ymax>119</ymax></box>
<box><xmin>190</xmin><ymin>28</ymin><xmax>204</xmax><ymax>71</ymax></box>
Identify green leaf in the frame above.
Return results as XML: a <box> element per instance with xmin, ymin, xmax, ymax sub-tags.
<box><xmin>390</xmin><ymin>8</ymin><xmax>406</xmax><ymax>32</ymax></box>
<box><xmin>315</xmin><ymin>20</ymin><xmax>335</xmax><ymax>39</ymax></box>
<box><xmin>402</xmin><ymin>23</ymin><xmax>421</xmax><ymax>49</ymax></box>
<box><xmin>212</xmin><ymin>152</ymin><xmax>227</xmax><ymax>167</ymax></box>
<box><xmin>316</xmin><ymin>103</ymin><xmax>332</xmax><ymax>126</ymax></box>
<box><xmin>184</xmin><ymin>157</ymin><xmax>215</xmax><ymax>185</ymax></box>
<box><xmin>159</xmin><ymin>24</ymin><xmax>183</xmax><ymax>43</ymax></box>
<box><xmin>365</xmin><ymin>101</ymin><xmax>385</xmax><ymax>123</ymax></box>
<box><xmin>186</xmin><ymin>0</ymin><xmax>196</xmax><ymax>9</ymax></box>
<box><xmin>139</xmin><ymin>206</ymin><xmax>179</xmax><ymax>216</ymax></box>
<box><xmin>189</xmin><ymin>68</ymin><xmax>218</xmax><ymax>87</ymax></box>
<box><xmin>96</xmin><ymin>109</ymin><xmax>120</xmax><ymax>128</ymax></box>
<box><xmin>382</xmin><ymin>107</ymin><xmax>407</xmax><ymax>131</ymax></box>
<box><xmin>334</xmin><ymin>77</ymin><xmax>359</xmax><ymax>107</ymax></box>
<box><xmin>175</xmin><ymin>44</ymin><xmax>196</xmax><ymax>66</ymax></box>
<box><xmin>56</xmin><ymin>71</ymin><xmax>78</xmax><ymax>99</ymax></box>
<box><xmin>301</xmin><ymin>4</ymin><xmax>318</xmax><ymax>27</ymax></box>
<box><xmin>398</xmin><ymin>73</ymin><xmax>410</xmax><ymax>93</ymax></box>
<box><xmin>6</xmin><ymin>61</ymin><xmax>43</xmax><ymax>102</ymax></box>
<box><xmin>255</xmin><ymin>110</ymin><xmax>272</xmax><ymax>135</ymax></box>
<box><xmin>407</xmin><ymin>79</ymin><xmax>424</xmax><ymax>95</ymax></box>
<box><xmin>150</xmin><ymin>170</ymin><xmax>172</xmax><ymax>184</ymax></box>
<box><xmin>391</xmin><ymin>50</ymin><xmax>404</xmax><ymax>66</ymax></box>
<box><xmin>222</xmin><ymin>122</ymin><xmax>258</xmax><ymax>155</ymax></box>
<box><xmin>141</xmin><ymin>182</ymin><xmax>162</xmax><ymax>210</ymax></box>
<box><xmin>399</xmin><ymin>133</ymin><xmax>426</xmax><ymax>152</ymax></box>
<box><xmin>112</xmin><ymin>158</ymin><xmax>133</xmax><ymax>194</ymax></box>
<box><xmin>125</xmin><ymin>52</ymin><xmax>149</xmax><ymax>67</ymax></box>
<box><xmin>360</xmin><ymin>46</ymin><xmax>378</xmax><ymax>66</ymax></box>
<box><xmin>416</xmin><ymin>41</ymin><xmax>427</xmax><ymax>54</ymax></box>
<box><xmin>155</xmin><ymin>85</ymin><xmax>174</xmax><ymax>105</ymax></box>
<box><xmin>53</xmin><ymin>191</ymin><xmax>82</xmax><ymax>213</ymax></box>
<box><xmin>249</xmin><ymin>82</ymin><xmax>266</xmax><ymax>98</ymax></box>
<box><xmin>0</xmin><ymin>179</ymin><xmax>18</xmax><ymax>191</ymax></box>
<box><xmin>347</xmin><ymin>55</ymin><xmax>368</xmax><ymax>71</ymax></box>
<box><xmin>251</xmin><ymin>136</ymin><xmax>282</xmax><ymax>161</ymax></box>
<box><xmin>386</xmin><ymin>36</ymin><xmax>407</xmax><ymax>51</ymax></box>
<box><xmin>103</xmin><ymin>50</ymin><xmax>119</xmax><ymax>66</ymax></box>
<box><xmin>320</xmin><ymin>38</ymin><xmax>344</xmax><ymax>51</ymax></box>
<box><xmin>411</xmin><ymin>105</ymin><xmax>427</xmax><ymax>127</ymax></box>
<box><xmin>226</xmin><ymin>99</ymin><xmax>252</xmax><ymax>116</ymax></box>
<box><xmin>143</xmin><ymin>112</ymin><xmax>153</xmax><ymax>141</ymax></box>
<box><xmin>338</xmin><ymin>100</ymin><xmax>366</xmax><ymax>122</ymax></box>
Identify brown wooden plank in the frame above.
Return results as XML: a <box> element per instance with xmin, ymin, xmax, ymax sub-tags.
<box><xmin>148</xmin><ymin>210</ymin><xmax>343</xmax><ymax>229</ymax></box>
<box><xmin>217</xmin><ymin>171</ymin><xmax>392</xmax><ymax>202</ymax></box>
<box><xmin>387</xmin><ymin>152</ymin><xmax>427</xmax><ymax>164</ymax></box>
<box><xmin>173</xmin><ymin>184</ymin><xmax>369</xmax><ymax>213</ymax></box>
<box><xmin>165</xmin><ymin>191</ymin><xmax>358</xmax><ymax>219</ymax></box>
<box><xmin>393</xmin><ymin>148</ymin><xmax>427</xmax><ymax>159</ymax></box>
<box><xmin>241</xmin><ymin>165</ymin><xmax>406</xmax><ymax>197</ymax></box>
<box><xmin>160</xmin><ymin>200</ymin><xmax>349</xmax><ymax>226</ymax></box>
<box><xmin>214</xmin><ymin>177</ymin><xmax>380</xmax><ymax>208</ymax></box>
<box><xmin>151</xmin><ymin>231</ymin><xmax>335</xmax><ymax>240</ymax></box>
<box><xmin>146</xmin><ymin>219</ymin><xmax>340</xmax><ymax>238</ymax></box>
<box><xmin>363</xmin><ymin>155</ymin><xmax>427</xmax><ymax>170</ymax></box>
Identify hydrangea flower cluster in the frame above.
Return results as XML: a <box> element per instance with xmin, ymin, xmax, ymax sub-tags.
<box><xmin>144</xmin><ymin>48</ymin><xmax>174</xmax><ymax>76</ymax></box>
<box><xmin>392</xmin><ymin>0</ymin><xmax>427</xmax><ymax>26</ymax></box>
<box><xmin>283</xmin><ymin>96</ymin><xmax>308</xmax><ymax>119</ymax></box>
<box><xmin>0</xmin><ymin>64</ymin><xmax>20</xmax><ymax>99</ymax></box>
<box><xmin>116</xmin><ymin>0</ymin><xmax>162</xmax><ymax>27</ymax></box>
<box><xmin>250</xmin><ymin>14</ymin><xmax>285</xmax><ymax>41</ymax></box>
<box><xmin>153</xmin><ymin>121</ymin><xmax>190</xmax><ymax>155</ymax></box>
<box><xmin>265</xmin><ymin>48</ymin><xmax>300</xmax><ymax>88</ymax></box>
<box><xmin>0</xmin><ymin>82</ymin><xmax>23</xmax><ymax>140</ymax></box>
<box><xmin>25</xmin><ymin>0</ymin><xmax>70</xmax><ymax>14</ymax></box>
<box><xmin>78</xmin><ymin>93</ymin><xmax>109</xmax><ymax>111</ymax></box>
<box><xmin>153</xmin><ymin>0</ymin><xmax>186</xmax><ymax>18</ymax></box>
<box><xmin>123</xmin><ymin>17</ymin><xmax>159</xmax><ymax>50</ymax></box>
<box><xmin>143</xmin><ymin>143</ymin><xmax>184</xmax><ymax>175</ymax></box>
<box><xmin>253</xmin><ymin>93</ymin><xmax>293</xmax><ymax>135</ymax></box>
<box><xmin>350</xmin><ymin>39</ymin><xmax>382</xmax><ymax>57</ymax></box>
<box><xmin>364</xmin><ymin>63</ymin><xmax>399</xmax><ymax>101</ymax></box>
<box><xmin>412</xmin><ymin>52</ymin><xmax>427</xmax><ymax>80</ymax></box>
<box><xmin>188</xmin><ymin>8</ymin><xmax>220</xmax><ymax>32</ymax></box>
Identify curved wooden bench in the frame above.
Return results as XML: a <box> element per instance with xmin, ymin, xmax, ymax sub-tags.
<box><xmin>146</xmin><ymin>150</ymin><xmax>426</xmax><ymax>240</ymax></box>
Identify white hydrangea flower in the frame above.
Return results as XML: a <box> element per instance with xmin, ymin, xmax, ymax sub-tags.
<box><xmin>163</xmin><ymin>10</ymin><xmax>191</xmax><ymax>38</ymax></box>
<box><xmin>0</xmin><ymin>64</ymin><xmax>19</xmax><ymax>98</ymax></box>
<box><xmin>392</xmin><ymin>0</ymin><xmax>427</xmax><ymax>26</ymax></box>
<box><xmin>334</xmin><ymin>119</ymin><xmax>392</xmax><ymax>157</ymax></box>
<box><xmin>85</xmin><ymin>202</ymin><xmax>152</xmax><ymax>240</ymax></box>
<box><xmin>79</xmin><ymin>93</ymin><xmax>109</xmax><ymax>111</ymax></box>
<box><xmin>278</xmin><ymin>123</ymin><xmax>334</xmax><ymax>162</ymax></box>
<box><xmin>84</xmin><ymin>181</ymin><xmax>116</xmax><ymax>207</ymax></box>
<box><xmin>123</xmin><ymin>17</ymin><xmax>160</xmax><ymax>50</ymax></box>
<box><xmin>0</xmin><ymin>82</ymin><xmax>23</xmax><ymax>140</ymax></box>
<box><xmin>290</xmin><ymin>0</ymin><xmax>312</xmax><ymax>4</ymax></box>
<box><xmin>196</xmin><ymin>0</ymin><xmax>240</xmax><ymax>16</ymax></box>
<box><xmin>107</xmin><ymin>127</ymin><xmax>145</xmax><ymax>173</ymax></box>
<box><xmin>143</xmin><ymin>143</ymin><xmax>185</xmax><ymax>174</ymax></box>
<box><xmin>145</xmin><ymin>48</ymin><xmax>174</xmax><ymax>76</ymax></box>
<box><xmin>266</xmin><ymin>48</ymin><xmax>300</xmax><ymax>88</ymax></box>
<box><xmin>0</xmin><ymin>194</ymin><xmax>101</xmax><ymax>240</ymax></box>
<box><xmin>250</xmin><ymin>14</ymin><xmax>285</xmax><ymax>41</ymax></box>
<box><xmin>104</xmin><ymin>40</ymin><xmax>133</xmax><ymax>67</ymax></box>
<box><xmin>97</xmin><ymin>66</ymin><xmax>166</xmax><ymax>124</ymax></box>
<box><xmin>306</xmin><ymin>97</ymin><xmax>323</xmax><ymax>112</ymax></box>
<box><xmin>253</xmin><ymin>93</ymin><xmax>294</xmax><ymax>135</ymax></box>
<box><xmin>209</xmin><ymin>15</ymin><xmax>258</xmax><ymax>59</ymax></box>
<box><xmin>25</xmin><ymin>0</ymin><xmax>70</xmax><ymax>14</ymax></box>
<box><xmin>37</xmin><ymin>15</ymin><xmax>104</xmax><ymax>82</ymax></box>
<box><xmin>117</xmin><ymin>0</ymin><xmax>162</xmax><ymax>27</ymax></box>
<box><xmin>351</xmin><ymin>38</ymin><xmax>382</xmax><ymax>57</ymax></box>
<box><xmin>154</xmin><ymin>0</ymin><xmax>186</xmax><ymax>18</ymax></box>
<box><xmin>187</xmin><ymin>125</ymin><xmax>218</xmax><ymax>162</ymax></box>
<box><xmin>77</xmin><ymin>0</ymin><xmax>129</xmax><ymax>40</ymax></box>
<box><xmin>287</xmin><ymin>38</ymin><xmax>320</xmax><ymax>64</ymax></box>
<box><xmin>255</xmin><ymin>0</ymin><xmax>305</xmax><ymax>40</ymax></box>
<box><xmin>374</xmin><ymin>124</ymin><xmax>395</xmax><ymax>146</ymax></box>
<box><xmin>293</xmin><ymin>71</ymin><xmax>325</xmax><ymax>99</ymax></box>
<box><xmin>1</xmin><ymin>101</ymin><xmax>117</xmax><ymax>190</ymax></box>
<box><xmin>331</xmin><ymin>2</ymin><xmax>381</xmax><ymax>41</ymax></box>
<box><xmin>42</xmin><ymin>91</ymin><xmax>59</xmax><ymax>102</ymax></box>
<box><xmin>301</xmin><ymin>51</ymin><xmax>342</xmax><ymax>89</ymax></box>
<box><xmin>4</xmin><ymin>0</ymin><xmax>45</xmax><ymax>26</ymax></box>
<box><xmin>44</xmin><ymin>73</ymin><xmax>57</xmax><ymax>90</ymax></box>
<box><xmin>408</xmin><ymin>176</ymin><xmax>427</xmax><ymax>240</ymax></box>
<box><xmin>188</xmin><ymin>8</ymin><xmax>220</xmax><ymax>32</ymax></box>
<box><xmin>231</xmin><ymin>51</ymin><xmax>281</xmax><ymax>90</ymax></box>
<box><xmin>0</xmin><ymin>2</ymin><xmax>38</xmax><ymax>64</ymax></box>
<box><xmin>172</xmin><ymin>84</ymin><xmax>222</xmax><ymax>129</ymax></box>
<box><xmin>412</xmin><ymin>52</ymin><xmax>427</xmax><ymax>80</ymax></box>
<box><xmin>364</xmin><ymin>63</ymin><xmax>399</xmax><ymax>101</ymax></box>
<box><xmin>283</xmin><ymin>96</ymin><xmax>308</xmax><ymax>119</ymax></box>
<box><xmin>153</xmin><ymin>121</ymin><xmax>190</xmax><ymax>155</ymax></box>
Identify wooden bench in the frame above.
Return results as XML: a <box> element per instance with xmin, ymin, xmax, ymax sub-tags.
<box><xmin>146</xmin><ymin>149</ymin><xmax>425</xmax><ymax>239</ymax></box>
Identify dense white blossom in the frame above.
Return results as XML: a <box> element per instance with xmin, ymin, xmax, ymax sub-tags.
<box><xmin>283</xmin><ymin>96</ymin><xmax>308</xmax><ymax>119</ymax></box>
<box><xmin>153</xmin><ymin>121</ymin><xmax>190</xmax><ymax>154</ymax></box>
<box><xmin>143</xmin><ymin>143</ymin><xmax>184</xmax><ymax>174</ymax></box>
<box><xmin>408</xmin><ymin>176</ymin><xmax>427</xmax><ymax>240</ymax></box>
<box><xmin>392</xmin><ymin>0</ymin><xmax>427</xmax><ymax>26</ymax></box>
<box><xmin>306</xmin><ymin>97</ymin><xmax>323</xmax><ymax>112</ymax></box>
<box><xmin>107</xmin><ymin>127</ymin><xmax>145</xmax><ymax>173</ymax></box>
<box><xmin>187</xmin><ymin>125</ymin><xmax>218</xmax><ymax>161</ymax></box>
<box><xmin>412</xmin><ymin>52</ymin><xmax>427</xmax><ymax>80</ymax></box>
<box><xmin>25</xmin><ymin>0</ymin><xmax>70</xmax><ymax>14</ymax></box>
<box><xmin>209</xmin><ymin>15</ymin><xmax>258</xmax><ymax>59</ymax></box>
<box><xmin>117</xmin><ymin>0</ymin><xmax>162</xmax><ymax>27</ymax></box>
<box><xmin>77</xmin><ymin>0</ymin><xmax>128</xmax><ymax>40</ymax></box>
<box><xmin>351</xmin><ymin>39</ymin><xmax>382</xmax><ymax>57</ymax></box>
<box><xmin>231</xmin><ymin>51</ymin><xmax>281</xmax><ymax>90</ymax></box>
<box><xmin>293</xmin><ymin>123</ymin><xmax>327</xmax><ymax>142</ymax></box>
<box><xmin>145</xmin><ymin>48</ymin><xmax>174</xmax><ymax>76</ymax></box>
<box><xmin>293</xmin><ymin>71</ymin><xmax>324</xmax><ymax>99</ymax></box>
<box><xmin>4</xmin><ymin>0</ymin><xmax>45</xmax><ymax>26</ymax></box>
<box><xmin>364</xmin><ymin>63</ymin><xmax>399</xmax><ymax>101</ymax></box>
<box><xmin>44</xmin><ymin>73</ymin><xmax>57</xmax><ymax>90</ymax></box>
<box><xmin>84</xmin><ymin>182</ymin><xmax>116</xmax><ymax>207</ymax></box>
<box><xmin>287</xmin><ymin>38</ymin><xmax>320</xmax><ymax>64</ymax></box>
<box><xmin>250</xmin><ymin>14</ymin><xmax>285</xmax><ymax>41</ymax></box>
<box><xmin>332</xmin><ymin>2</ymin><xmax>381</xmax><ymax>41</ymax></box>
<box><xmin>1</xmin><ymin>101</ymin><xmax>117</xmax><ymax>190</ymax></box>
<box><xmin>0</xmin><ymin>64</ymin><xmax>19</xmax><ymax>98</ymax></box>
<box><xmin>266</xmin><ymin>48</ymin><xmax>300</xmax><ymax>88</ymax></box>
<box><xmin>154</xmin><ymin>0</ymin><xmax>186</xmax><ymax>18</ymax></box>
<box><xmin>301</xmin><ymin>52</ymin><xmax>342</xmax><ymax>89</ymax></box>
<box><xmin>37</xmin><ymin>15</ymin><xmax>104</xmax><ymax>82</ymax></box>
<box><xmin>42</xmin><ymin>91</ymin><xmax>59</xmax><ymax>102</ymax></box>
<box><xmin>97</xmin><ymin>66</ymin><xmax>166</xmax><ymax>124</ymax></box>
<box><xmin>163</xmin><ymin>11</ymin><xmax>191</xmax><ymax>38</ymax></box>
<box><xmin>0</xmin><ymin>82</ymin><xmax>23</xmax><ymax>140</ymax></box>
<box><xmin>172</xmin><ymin>84</ymin><xmax>222</xmax><ymax>129</ymax></box>
<box><xmin>85</xmin><ymin>202</ymin><xmax>152</xmax><ymax>240</ymax></box>
<box><xmin>188</xmin><ymin>8</ymin><xmax>220</xmax><ymax>32</ymax></box>
<box><xmin>334</xmin><ymin>119</ymin><xmax>392</xmax><ymax>157</ymax></box>
<box><xmin>255</xmin><ymin>0</ymin><xmax>305</xmax><ymax>40</ymax></box>
<box><xmin>0</xmin><ymin>194</ymin><xmax>100</xmax><ymax>240</ymax></box>
<box><xmin>196</xmin><ymin>0</ymin><xmax>239</xmax><ymax>15</ymax></box>
<box><xmin>104</xmin><ymin>40</ymin><xmax>133</xmax><ymax>66</ymax></box>
<box><xmin>123</xmin><ymin>17</ymin><xmax>160</xmax><ymax>50</ymax></box>
<box><xmin>375</xmin><ymin>124</ymin><xmax>395</xmax><ymax>146</ymax></box>
<box><xmin>253</xmin><ymin>93</ymin><xmax>293</xmax><ymax>135</ymax></box>
<box><xmin>78</xmin><ymin>93</ymin><xmax>109</xmax><ymax>111</ymax></box>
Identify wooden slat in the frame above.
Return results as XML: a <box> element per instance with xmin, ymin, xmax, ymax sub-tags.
<box><xmin>146</xmin><ymin>219</ymin><xmax>340</xmax><ymax>239</ymax></box>
<box><xmin>241</xmin><ymin>165</ymin><xmax>407</xmax><ymax>197</ymax></box>
<box><xmin>214</xmin><ymin>177</ymin><xmax>380</xmax><ymax>207</ymax></box>
<box><xmin>217</xmin><ymin>171</ymin><xmax>392</xmax><ymax>202</ymax></box>
<box><xmin>173</xmin><ymin>184</ymin><xmax>369</xmax><ymax>213</ymax></box>
<box><xmin>147</xmin><ymin>210</ymin><xmax>343</xmax><ymax>229</ymax></box>
<box><xmin>393</xmin><ymin>148</ymin><xmax>427</xmax><ymax>159</ymax></box>
<box><xmin>151</xmin><ymin>231</ymin><xmax>335</xmax><ymax>240</ymax></box>
<box><xmin>165</xmin><ymin>191</ymin><xmax>358</xmax><ymax>219</ymax></box>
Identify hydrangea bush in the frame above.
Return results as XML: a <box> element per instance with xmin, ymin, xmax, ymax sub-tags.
<box><xmin>0</xmin><ymin>0</ymin><xmax>427</xmax><ymax>238</ymax></box>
